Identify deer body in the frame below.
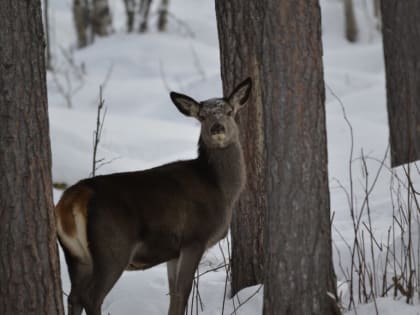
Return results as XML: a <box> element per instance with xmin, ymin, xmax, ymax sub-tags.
<box><xmin>55</xmin><ymin>78</ymin><xmax>252</xmax><ymax>315</ymax></box>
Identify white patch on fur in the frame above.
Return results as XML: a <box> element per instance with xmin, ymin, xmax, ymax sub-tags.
<box><xmin>212</xmin><ymin>134</ymin><xmax>226</xmax><ymax>142</ymax></box>
<box><xmin>56</xmin><ymin>205</ymin><xmax>92</xmax><ymax>265</ymax></box>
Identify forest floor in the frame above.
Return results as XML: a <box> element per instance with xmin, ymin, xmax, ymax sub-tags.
<box><xmin>48</xmin><ymin>0</ymin><xmax>420</xmax><ymax>314</ymax></box>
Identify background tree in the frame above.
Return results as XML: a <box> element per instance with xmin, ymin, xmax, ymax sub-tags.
<box><xmin>73</xmin><ymin>0</ymin><xmax>112</xmax><ymax>48</ymax></box>
<box><xmin>157</xmin><ymin>0</ymin><xmax>169</xmax><ymax>32</ymax></box>
<box><xmin>215</xmin><ymin>1</ymin><xmax>266</xmax><ymax>296</ymax></box>
<box><xmin>124</xmin><ymin>0</ymin><xmax>136</xmax><ymax>32</ymax></box>
<box><xmin>344</xmin><ymin>0</ymin><xmax>358</xmax><ymax>42</ymax></box>
<box><xmin>0</xmin><ymin>1</ymin><xmax>64</xmax><ymax>314</ymax></box>
<box><xmin>92</xmin><ymin>0</ymin><xmax>113</xmax><ymax>36</ymax></box>
<box><xmin>123</xmin><ymin>0</ymin><xmax>170</xmax><ymax>33</ymax></box>
<box><xmin>138</xmin><ymin>0</ymin><xmax>152</xmax><ymax>32</ymax></box>
<box><xmin>381</xmin><ymin>1</ymin><xmax>420</xmax><ymax>167</ymax></box>
<box><xmin>73</xmin><ymin>0</ymin><xmax>90</xmax><ymax>47</ymax></box>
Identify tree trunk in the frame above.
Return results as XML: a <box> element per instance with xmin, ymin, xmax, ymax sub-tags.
<box><xmin>0</xmin><ymin>1</ymin><xmax>64</xmax><ymax>315</ymax></box>
<box><xmin>381</xmin><ymin>1</ymin><xmax>420</xmax><ymax>167</ymax></box>
<box><xmin>123</xmin><ymin>0</ymin><xmax>136</xmax><ymax>32</ymax></box>
<box><xmin>139</xmin><ymin>0</ymin><xmax>152</xmax><ymax>32</ymax></box>
<box><xmin>73</xmin><ymin>0</ymin><xmax>90</xmax><ymax>47</ymax></box>
<box><xmin>91</xmin><ymin>0</ymin><xmax>112</xmax><ymax>36</ymax></box>
<box><xmin>259</xmin><ymin>1</ymin><xmax>338</xmax><ymax>314</ymax></box>
<box><xmin>344</xmin><ymin>0</ymin><xmax>358</xmax><ymax>42</ymax></box>
<box><xmin>157</xmin><ymin>0</ymin><xmax>169</xmax><ymax>32</ymax></box>
<box><xmin>215</xmin><ymin>1</ymin><xmax>266</xmax><ymax>296</ymax></box>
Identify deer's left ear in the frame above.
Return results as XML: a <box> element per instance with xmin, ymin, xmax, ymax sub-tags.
<box><xmin>170</xmin><ymin>92</ymin><xmax>200</xmax><ymax>117</ymax></box>
<box><xmin>228</xmin><ymin>77</ymin><xmax>252</xmax><ymax>111</ymax></box>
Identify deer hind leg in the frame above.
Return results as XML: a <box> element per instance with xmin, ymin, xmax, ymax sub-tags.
<box><xmin>82</xmin><ymin>236</ymin><xmax>134</xmax><ymax>314</ymax></box>
<box><xmin>81</xmin><ymin>250</ymin><xmax>130</xmax><ymax>315</ymax></box>
<box><xmin>65</xmin><ymin>239</ymin><xmax>130</xmax><ymax>315</ymax></box>
<box><xmin>62</xmin><ymin>248</ymin><xmax>92</xmax><ymax>315</ymax></box>
<box><xmin>168</xmin><ymin>243</ymin><xmax>204</xmax><ymax>315</ymax></box>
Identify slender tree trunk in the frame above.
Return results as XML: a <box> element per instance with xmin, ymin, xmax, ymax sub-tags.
<box><xmin>124</xmin><ymin>0</ymin><xmax>136</xmax><ymax>32</ymax></box>
<box><xmin>139</xmin><ymin>0</ymin><xmax>152</xmax><ymax>32</ymax></box>
<box><xmin>344</xmin><ymin>0</ymin><xmax>358</xmax><ymax>42</ymax></box>
<box><xmin>73</xmin><ymin>0</ymin><xmax>90</xmax><ymax>47</ymax></box>
<box><xmin>215</xmin><ymin>1</ymin><xmax>266</xmax><ymax>296</ymax></box>
<box><xmin>91</xmin><ymin>0</ymin><xmax>112</xmax><ymax>36</ymax></box>
<box><xmin>157</xmin><ymin>0</ymin><xmax>170</xmax><ymax>32</ymax></box>
<box><xmin>259</xmin><ymin>0</ymin><xmax>338</xmax><ymax>314</ymax></box>
<box><xmin>0</xmin><ymin>1</ymin><xmax>64</xmax><ymax>314</ymax></box>
<box><xmin>381</xmin><ymin>1</ymin><xmax>420</xmax><ymax>167</ymax></box>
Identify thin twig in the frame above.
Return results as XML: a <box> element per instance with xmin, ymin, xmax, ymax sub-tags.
<box><xmin>91</xmin><ymin>85</ymin><xmax>106</xmax><ymax>177</ymax></box>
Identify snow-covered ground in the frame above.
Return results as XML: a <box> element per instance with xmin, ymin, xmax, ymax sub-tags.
<box><xmin>48</xmin><ymin>0</ymin><xmax>420</xmax><ymax>314</ymax></box>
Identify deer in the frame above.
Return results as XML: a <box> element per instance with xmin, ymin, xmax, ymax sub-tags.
<box><xmin>55</xmin><ymin>78</ymin><xmax>252</xmax><ymax>315</ymax></box>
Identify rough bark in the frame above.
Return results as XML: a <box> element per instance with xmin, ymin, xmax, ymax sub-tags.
<box><xmin>0</xmin><ymin>1</ymin><xmax>64</xmax><ymax>314</ymax></box>
<box><xmin>259</xmin><ymin>1</ymin><xmax>338</xmax><ymax>314</ymax></box>
<box><xmin>216</xmin><ymin>1</ymin><xmax>266</xmax><ymax>296</ymax></box>
<box><xmin>381</xmin><ymin>1</ymin><xmax>420</xmax><ymax>167</ymax></box>
<box><xmin>91</xmin><ymin>0</ymin><xmax>112</xmax><ymax>36</ymax></box>
<box><xmin>344</xmin><ymin>0</ymin><xmax>358</xmax><ymax>42</ymax></box>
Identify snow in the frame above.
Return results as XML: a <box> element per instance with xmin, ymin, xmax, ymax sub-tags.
<box><xmin>354</xmin><ymin>298</ymin><xmax>420</xmax><ymax>315</ymax></box>
<box><xmin>47</xmin><ymin>0</ymin><xmax>420</xmax><ymax>314</ymax></box>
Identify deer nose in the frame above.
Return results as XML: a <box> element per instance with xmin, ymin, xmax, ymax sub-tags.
<box><xmin>210</xmin><ymin>123</ymin><xmax>225</xmax><ymax>135</ymax></box>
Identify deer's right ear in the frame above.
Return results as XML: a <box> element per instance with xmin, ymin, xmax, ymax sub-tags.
<box><xmin>170</xmin><ymin>92</ymin><xmax>200</xmax><ymax>117</ymax></box>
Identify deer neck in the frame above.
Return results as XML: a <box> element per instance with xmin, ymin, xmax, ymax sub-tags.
<box><xmin>197</xmin><ymin>137</ymin><xmax>246</xmax><ymax>206</ymax></box>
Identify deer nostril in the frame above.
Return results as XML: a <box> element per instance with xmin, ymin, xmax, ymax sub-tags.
<box><xmin>210</xmin><ymin>123</ymin><xmax>225</xmax><ymax>135</ymax></box>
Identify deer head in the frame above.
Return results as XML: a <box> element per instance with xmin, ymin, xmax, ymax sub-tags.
<box><xmin>170</xmin><ymin>78</ymin><xmax>252</xmax><ymax>149</ymax></box>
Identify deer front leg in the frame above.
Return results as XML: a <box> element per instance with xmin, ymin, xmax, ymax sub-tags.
<box><xmin>168</xmin><ymin>243</ymin><xmax>204</xmax><ymax>315</ymax></box>
<box><xmin>166</xmin><ymin>258</ymin><xmax>178</xmax><ymax>296</ymax></box>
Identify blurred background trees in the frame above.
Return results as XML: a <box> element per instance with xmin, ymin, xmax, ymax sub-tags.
<box><xmin>344</xmin><ymin>0</ymin><xmax>358</xmax><ymax>42</ymax></box>
<box><xmin>343</xmin><ymin>0</ymin><xmax>382</xmax><ymax>42</ymax></box>
<box><xmin>73</xmin><ymin>0</ymin><xmax>113</xmax><ymax>48</ymax></box>
<box><xmin>72</xmin><ymin>0</ymin><xmax>170</xmax><ymax>47</ymax></box>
